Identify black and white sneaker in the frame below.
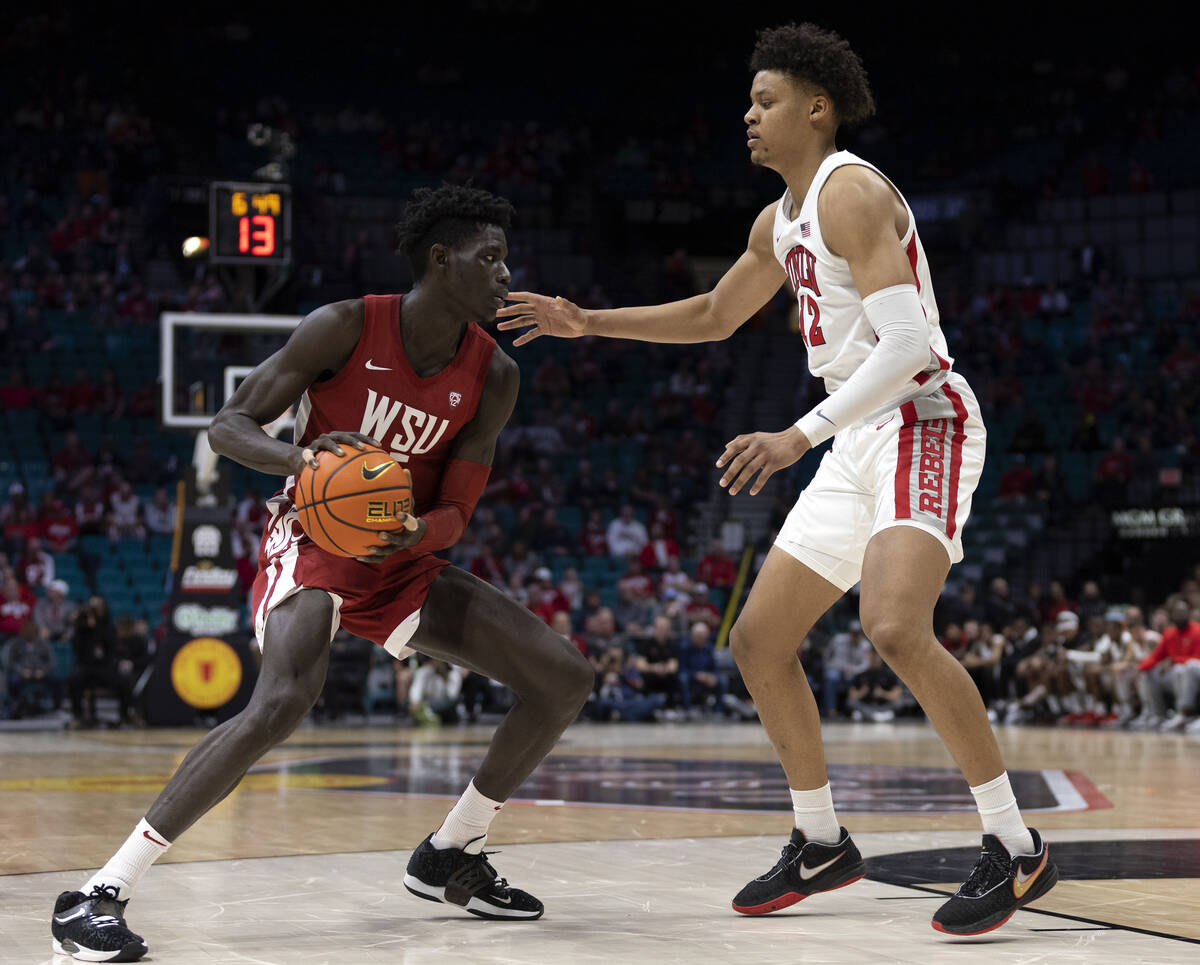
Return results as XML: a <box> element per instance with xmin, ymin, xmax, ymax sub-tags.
<box><xmin>50</xmin><ymin>885</ymin><xmax>147</xmax><ymax>962</ymax></box>
<box><xmin>932</xmin><ymin>829</ymin><xmax>1058</xmax><ymax>935</ymax></box>
<box><xmin>731</xmin><ymin>827</ymin><xmax>866</xmax><ymax>915</ymax></box>
<box><xmin>403</xmin><ymin>834</ymin><xmax>544</xmax><ymax>920</ymax></box>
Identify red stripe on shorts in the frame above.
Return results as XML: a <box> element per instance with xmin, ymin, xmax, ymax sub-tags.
<box><xmin>940</xmin><ymin>384</ymin><xmax>969</xmax><ymax>539</ymax></box>
<box><xmin>894</xmin><ymin>402</ymin><xmax>920</xmax><ymax>519</ymax></box>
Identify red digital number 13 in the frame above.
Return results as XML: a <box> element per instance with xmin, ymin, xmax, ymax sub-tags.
<box><xmin>237</xmin><ymin>215</ymin><xmax>276</xmax><ymax>256</ymax></box>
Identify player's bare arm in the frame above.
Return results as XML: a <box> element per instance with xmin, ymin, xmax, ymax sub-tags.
<box><xmin>496</xmin><ymin>203</ymin><xmax>785</xmax><ymax>345</ymax></box>
<box><xmin>716</xmin><ymin>166</ymin><xmax>925</xmax><ymax>497</ymax></box>
<box><xmin>359</xmin><ymin>348</ymin><xmax>520</xmax><ymax>561</ymax></box>
<box><xmin>208</xmin><ymin>298</ymin><xmax>380</xmax><ymax>476</ymax></box>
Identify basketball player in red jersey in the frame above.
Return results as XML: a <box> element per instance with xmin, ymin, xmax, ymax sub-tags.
<box><xmin>50</xmin><ymin>185</ymin><xmax>594</xmax><ymax>962</ymax></box>
<box><xmin>499</xmin><ymin>24</ymin><xmax>1057</xmax><ymax>937</ymax></box>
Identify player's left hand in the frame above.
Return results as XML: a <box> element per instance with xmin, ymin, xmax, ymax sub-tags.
<box><xmin>716</xmin><ymin>426</ymin><xmax>812</xmax><ymax>496</ymax></box>
<box><xmin>353</xmin><ymin>513</ymin><xmax>427</xmax><ymax>562</ymax></box>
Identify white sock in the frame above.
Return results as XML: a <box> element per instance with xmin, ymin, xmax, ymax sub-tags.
<box><xmin>970</xmin><ymin>772</ymin><xmax>1035</xmax><ymax>856</ymax></box>
<box><xmin>431</xmin><ymin>780</ymin><xmax>505</xmax><ymax>850</ymax></box>
<box><xmin>790</xmin><ymin>783</ymin><xmax>842</xmax><ymax>845</ymax></box>
<box><xmin>82</xmin><ymin>818</ymin><xmax>172</xmax><ymax>901</ymax></box>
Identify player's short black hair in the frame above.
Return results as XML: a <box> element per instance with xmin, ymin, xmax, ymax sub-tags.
<box><xmin>395</xmin><ymin>183</ymin><xmax>514</xmax><ymax>279</ymax></box>
<box><xmin>750</xmin><ymin>23</ymin><xmax>876</xmax><ymax>127</ymax></box>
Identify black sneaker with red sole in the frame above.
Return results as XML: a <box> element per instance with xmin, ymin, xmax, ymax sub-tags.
<box><xmin>932</xmin><ymin>829</ymin><xmax>1058</xmax><ymax>936</ymax></box>
<box><xmin>732</xmin><ymin>827</ymin><xmax>866</xmax><ymax>915</ymax></box>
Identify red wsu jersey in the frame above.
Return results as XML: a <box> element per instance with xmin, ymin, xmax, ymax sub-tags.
<box><xmin>291</xmin><ymin>293</ymin><xmax>496</xmax><ymax>514</ymax></box>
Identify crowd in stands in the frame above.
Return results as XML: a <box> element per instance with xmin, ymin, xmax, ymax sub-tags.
<box><xmin>2</xmin><ymin>12</ymin><xmax>1198</xmax><ymax>733</ymax></box>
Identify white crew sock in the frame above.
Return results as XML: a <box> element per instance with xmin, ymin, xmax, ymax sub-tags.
<box><xmin>790</xmin><ymin>783</ymin><xmax>842</xmax><ymax>845</ymax></box>
<box><xmin>81</xmin><ymin>818</ymin><xmax>172</xmax><ymax>901</ymax></box>
<box><xmin>431</xmin><ymin>780</ymin><xmax>505</xmax><ymax>850</ymax></box>
<box><xmin>970</xmin><ymin>772</ymin><xmax>1035</xmax><ymax>856</ymax></box>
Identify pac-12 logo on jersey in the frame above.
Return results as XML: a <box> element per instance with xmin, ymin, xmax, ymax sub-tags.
<box><xmin>359</xmin><ymin>389</ymin><xmax>450</xmax><ymax>464</ymax></box>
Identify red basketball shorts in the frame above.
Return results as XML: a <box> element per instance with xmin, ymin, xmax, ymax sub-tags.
<box><xmin>250</xmin><ymin>496</ymin><xmax>448</xmax><ymax>658</ymax></box>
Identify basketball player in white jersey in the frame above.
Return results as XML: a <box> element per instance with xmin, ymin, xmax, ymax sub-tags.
<box><xmin>499</xmin><ymin>22</ymin><xmax>1058</xmax><ymax>936</ymax></box>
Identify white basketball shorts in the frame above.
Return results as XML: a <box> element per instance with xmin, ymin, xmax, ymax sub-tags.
<box><xmin>775</xmin><ymin>372</ymin><xmax>986</xmax><ymax>591</ymax></box>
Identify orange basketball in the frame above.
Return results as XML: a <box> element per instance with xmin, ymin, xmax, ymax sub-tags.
<box><xmin>293</xmin><ymin>443</ymin><xmax>414</xmax><ymax>557</ymax></box>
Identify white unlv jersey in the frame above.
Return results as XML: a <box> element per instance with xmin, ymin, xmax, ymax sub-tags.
<box><xmin>773</xmin><ymin>151</ymin><xmax>953</xmax><ymax>421</ymax></box>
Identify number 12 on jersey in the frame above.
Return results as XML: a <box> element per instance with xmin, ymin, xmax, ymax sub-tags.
<box><xmin>799</xmin><ymin>294</ymin><xmax>826</xmax><ymax>347</ymax></box>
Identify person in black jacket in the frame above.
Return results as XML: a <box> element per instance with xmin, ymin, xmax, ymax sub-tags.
<box><xmin>68</xmin><ymin>596</ymin><xmax>118</xmax><ymax>727</ymax></box>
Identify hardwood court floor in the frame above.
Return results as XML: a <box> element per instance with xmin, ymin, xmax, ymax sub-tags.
<box><xmin>1</xmin><ymin>720</ymin><xmax>1197</xmax><ymax>962</ymax></box>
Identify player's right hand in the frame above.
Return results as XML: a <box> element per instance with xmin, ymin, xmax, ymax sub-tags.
<box><xmin>495</xmin><ymin>291</ymin><xmax>588</xmax><ymax>346</ymax></box>
<box><xmin>293</xmin><ymin>432</ymin><xmax>381</xmax><ymax>472</ymax></box>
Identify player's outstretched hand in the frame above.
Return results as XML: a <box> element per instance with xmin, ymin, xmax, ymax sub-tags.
<box><xmin>295</xmin><ymin>432</ymin><xmax>381</xmax><ymax>472</ymax></box>
<box><xmin>716</xmin><ymin>426</ymin><xmax>812</xmax><ymax>496</ymax></box>
<box><xmin>354</xmin><ymin>513</ymin><xmax>427</xmax><ymax>564</ymax></box>
<box><xmin>495</xmin><ymin>291</ymin><xmax>588</xmax><ymax>346</ymax></box>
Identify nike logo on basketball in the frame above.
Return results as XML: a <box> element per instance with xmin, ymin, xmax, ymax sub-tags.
<box><xmin>361</xmin><ymin>461</ymin><xmax>395</xmax><ymax>481</ymax></box>
<box><xmin>815</xmin><ymin>410</ymin><xmax>836</xmax><ymax>426</ymax></box>
<box><xmin>1012</xmin><ymin>850</ymin><xmax>1047</xmax><ymax>898</ymax></box>
<box><xmin>365</xmin><ymin>359</ymin><xmax>392</xmax><ymax>371</ymax></box>
<box><xmin>799</xmin><ymin>850</ymin><xmax>845</xmax><ymax>880</ymax></box>
<box><xmin>143</xmin><ymin>829</ymin><xmax>168</xmax><ymax>847</ymax></box>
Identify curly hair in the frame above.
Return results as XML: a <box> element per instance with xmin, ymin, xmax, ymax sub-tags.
<box><xmin>750</xmin><ymin>23</ymin><xmax>876</xmax><ymax>127</ymax></box>
<box><xmin>395</xmin><ymin>183</ymin><xmax>514</xmax><ymax>279</ymax></box>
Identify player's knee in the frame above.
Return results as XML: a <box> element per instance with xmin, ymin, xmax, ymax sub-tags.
<box><xmin>728</xmin><ymin>620</ymin><xmax>774</xmax><ymax>673</ymax></box>
<box><xmin>862</xmin><ymin>618</ymin><xmax>920</xmax><ymax>666</ymax></box>
<box><xmin>247</xmin><ymin>682</ymin><xmax>321</xmax><ymax>743</ymax></box>
<box><xmin>556</xmin><ymin>643</ymin><xmax>594</xmax><ymax>713</ymax></box>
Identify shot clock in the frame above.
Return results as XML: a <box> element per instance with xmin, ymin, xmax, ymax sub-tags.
<box><xmin>209</xmin><ymin>181</ymin><xmax>292</xmax><ymax>265</ymax></box>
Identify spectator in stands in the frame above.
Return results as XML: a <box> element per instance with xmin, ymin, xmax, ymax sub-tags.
<box><xmin>144</xmin><ymin>486</ymin><xmax>176</xmax><ymax>536</ymax></box>
<box><xmin>677</xmin><ymin>621</ymin><xmax>725</xmax><ymax>717</ymax></box>
<box><xmin>111</xmin><ymin>614</ymin><xmax>150</xmax><ymax>725</ymax></box>
<box><xmin>1077</xmin><ymin>580</ymin><xmax>1108</xmax><ymax>626</ymax></box>
<box><xmin>996</xmin><ymin>455</ymin><xmax>1034</xmax><ymax>502</ymax></box>
<box><xmin>532</xmin><ymin>507</ymin><xmax>571</xmax><ymax>556</ymax></box>
<box><xmin>2</xmin><ymin>484</ymin><xmax>39</xmax><ymax>555</ymax></box>
<box><xmin>1032</xmin><ymin>453</ymin><xmax>1070</xmax><ymax>512</ymax></box>
<box><xmin>1094</xmin><ymin>437</ymin><xmax>1133</xmax><ymax>507</ymax></box>
<box><xmin>638</xmin><ymin>522</ymin><xmax>680</xmax><ymax>572</ymax></box>
<box><xmin>38</xmin><ymin>496</ymin><xmax>79</xmax><ymax>552</ymax></box>
<box><xmin>468</xmin><ymin>542</ymin><xmax>505</xmax><ymax>589</ymax></box>
<box><xmin>1136</xmin><ymin>600</ymin><xmax>1200</xmax><ymax>732</ymax></box>
<box><xmin>34</xmin><ymin>579</ymin><xmax>76</xmax><ymax>643</ymax></box>
<box><xmin>74</xmin><ymin>484</ymin><xmax>107</xmax><ymax>535</ymax></box>
<box><xmin>659</xmin><ymin>556</ymin><xmax>694</xmax><ymax>598</ymax></box>
<box><xmin>697</xmin><ymin>539</ymin><xmax>737</xmax><ymax>590</ymax></box>
<box><xmin>615</xmin><ymin>559</ymin><xmax>658</xmax><ymax>635</ymax></box>
<box><xmin>1</xmin><ymin>572</ymin><xmax>36</xmax><ymax>642</ymax></box>
<box><xmin>17</xmin><ymin>535</ymin><xmax>54</xmax><ymax>590</ymax></box>
<box><xmin>683</xmin><ymin>583</ymin><xmax>721</xmax><ymax>631</ymax></box>
<box><xmin>551</xmin><ymin>610</ymin><xmax>588</xmax><ymax>658</ymax></box>
<box><xmin>568</xmin><ymin>459</ymin><xmax>601</xmax><ymax>510</ymax></box>
<box><xmin>606</xmin><ymin>504</ymin><xmax>648</xmax><ymax>558</ymax></box>
<box><xmin>579</xmin><ymin>509</ymin><xmax>608</xmax><ymax>556</ymax></box>
<box><xmin>52</xmin><ymin>430</ymin><xmax>95</xmax><ymax>494</ymax></box>
<box><xmin>984</xmin><ymin>577</ymin><xmax>1019</xmax><ymax>629</ymax></box>
<box><xmin>107</xmin><ymin>478</ymin><xmax>144</xmax><ymax>542</ymax></box>
<box><xmin>957</xmin><ymin>621</ymin><xmax>1006</xmax><ymax>710</ymax></box>
<box><xmin>846</xmin><ymin>650</ymin><xmax>906</xmax><ymax>722</ymax></box>
<box><xmin>6</xmin><ymin>618</ymin><xmax>55</xmax><ymax>718</ymax></box>
<box><xmin>528</xmin><ymin>567</ymin><xmax>570</xmax><ymax>624</ymax></box>
<box><xmin>631</xmin><ymin>615</ymin><xmax>681</xmax><ymax>707</ymax></box>
<box><xmin>410</xmin><ymin>658</ymin><xmax>464</xmax><ymax>725</ymax></box>
<box><xmin>559</xmin><ymin>566</ymin><xmax>584</xmax><ymax>611</ymax></box>
<box><xmin>584</xmin><ymin>607</ymin><xmax>629</xmax><ymax>669</ymax></box>
<box><xmin>591</xmin><ymin>646</ymin><xmax>667</xmax><ymax>723</ymax></box>
<box><xmin>821</xmin><ymin>620</ymin><xmax>872</xmax><ymax>718</ymax></box>
<box><xmin>0</xmin><ymin>367</ymin><xmax>35</xmax><ymax>409</ymax></box>
<box><xmin>68</xmin><ymin>595</ymin><xmax>117</xmax><ymax>727</ymax></box>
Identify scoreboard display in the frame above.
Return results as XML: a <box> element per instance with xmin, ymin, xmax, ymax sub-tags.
<box><xmin>209</xmin><ymin>181</ymin><xmax>292</xmax><ymax>265</ymax></box>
